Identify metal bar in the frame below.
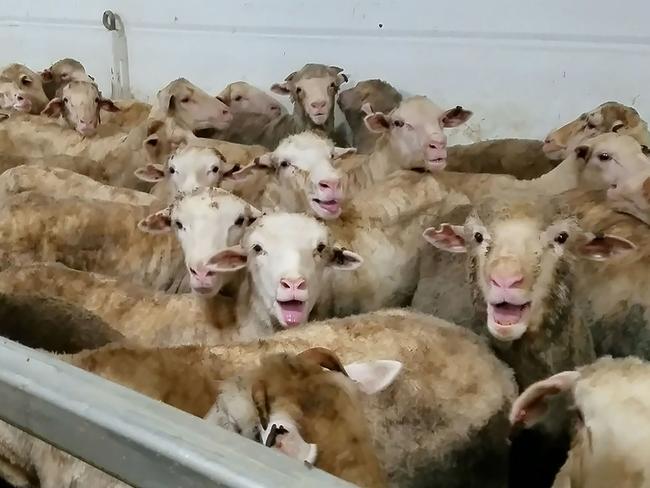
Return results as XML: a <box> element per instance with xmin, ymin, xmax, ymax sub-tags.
<box><xmin>0</xmin><ymin>338</ymin><xmax>354</xmax><ymax>488</ymax></box>
<box><xmin>103</xmin><ymin>10</ymin><xmax>133</xmax><ymax>99</ymax></box>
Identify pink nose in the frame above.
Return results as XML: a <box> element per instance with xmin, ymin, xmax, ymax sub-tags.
<box><xmin>490</xmin><ymin>274</ymin><xmax>524</xmax><ymax>289</ymax></box>
<box><xmin>280</xmin><ymin>278</ymin><xmax>307</xmax><ymax>291</ymax></box>
<box><xmin>318</xmin><ymin>179</ymin><xmax>340</xmax><ymax>192</ymax></box>
<box><xmin>428</xmin><ymin>140</ymin><xmax>447</xmax><ymax>150</ymax></box>
<box><xmin>311</xmin><ymin>100</ymin><xmax>327</xmax><ymax>110</ymax></box>
<box><xmin>190</xmin><ymin>266</ymin><xmax>216</xmax><ymax>284</ymax></box>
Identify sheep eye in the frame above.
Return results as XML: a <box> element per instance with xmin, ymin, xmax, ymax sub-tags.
<box><xmin>296</xmin><ymin>87</ymin><xmax>303</xmax><ymax>94</ymax></box>
<box><xmin>234</xmin><ymin>95</ymin><xmax>243</xmax><ymax>102</ymax></box>
<box><xmin>598</xmin><ymin>153</ymin><xmax>611</xmax><ymax>162</ymax></box>
<box><xmin>211</xmin><ymin>166</ymin><xmax>219</xmax><ymax>174</ymax></box>
<box><xmin>21</xmin><ymin>77</ymin><xmax>32</xmax><ymax>86</ymax></box>
<box><xmin>317</xmin><ymin>243</ymin><xmax>326</xmax><ymax>253</ymax></box>
<box><xmin>234</xmin><ymin>216</ymin><xmax>245</xmax><ymax>226</ymax></box>
<box><xmin>94</xmin><ymin>97</ymin><xmax>99</xmax><ymax>103</ymax></box>
<box><xmin>555</xmin><ymin>231</ymin><xmax>569</xmax><ymax>244</ymax></box>
<box><xmin>474</xmin><ymin>232</ymin><xmax>484</xmax><ymax>244</ymax></box>
<box><xmin>329</xmin><ymin>82</ymin><xmax>336</xmax><ymax>89</ymax></box>
<box><xmin>63</xmin><ymin>97</ymin><xmax>69</xmax><ymax>104</ymax></box>
<box><xmin>393</xmin><ymin>119</ymin><xmax>404</xmax><ymax>128</ymax></box>
<box><xmin>252</xmin><ymin>244</ymin><xmax>263</xmax><ymax>254</ymax></box>
<box><xmin>175</xmin><ymin>220</ymin><xmax>184</xmax><ymax>230</ymax></box>
<box><xmin>168</xmin><ymin>167</ymin><xmax>176</xmax><ymax>174</ymax></box>
<box><xmin>181</xmin><ymin>97</ymin><xmax>190</xmax><ymax>103</ymax></box>
<box><xmin>232</xmin><ymin>164</ymin><xmax>241</xmax><ymax>172</ymax></box>
<box><xmin>586</xmin><ymin>122</ymin><xmax>596</xmax><ymax>130</ymax></box>
<box><xmin>279</xmin><ymin>160</ymin><xmax>290</xmax><ymax>168</ymax></box>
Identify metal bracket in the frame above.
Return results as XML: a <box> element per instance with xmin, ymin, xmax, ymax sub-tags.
<box><xmin>102</xmin><ymin>10</ymin><xmax>133</xmax><ymax>99</ymax></box>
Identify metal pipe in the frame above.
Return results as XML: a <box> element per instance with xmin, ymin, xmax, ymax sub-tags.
<box><xmin>0</xmin><ymin>338</ymin><xmax>354</xmax><ymax>488</ymax></box>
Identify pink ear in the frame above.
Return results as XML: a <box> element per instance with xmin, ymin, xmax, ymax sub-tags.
<box><xmin>137</xmin><ymin>209</ymin><xmax>172</xmax><ymax>234</ymax></box>
<box><xmin>441</xmin><ymin>106</ymin><xmax>473</xmax><ymax>128</ymax></box>
<box><xmin>422</xmin><ymin>224</ymin><xmax>466</xmax><ymax>253</ymax></box>
<box><xmin>364</xmin><ymin>113</ymin><xmax>390</xmax><ymax>133</ymax></box>
<box><xmin>270</xmin><ymin>83</ymin><xmax>291</xmax><ymax>95</ymax></box>
<box><xmin>100</xmin><ymin>98</ymin><xmax>120</xmax><ymax>112</ymax></box>
<box><xmin>208</xmin><ymin>245</ymin><xmax>247</xmax><ymax>272</ymax></box>
<box><xmin>134</xmin><ymin>164</ymin><xmax>166</xmax><ymax>182</ymax></box>
<box><xmin>578</xmin><ymin>234</ymin><xmax>636</xmax><ymax>261</ymax></box>
<box><xmin>509</xmin><ymin>371</ymin><xmax>580</xmax><ymax>428</ymax></box>
<box><xmin>41</xmin><ymin>98</ymin><xmax>64</xmax><ymax>117</ymax></box>
<box><xmin>39</xmin><ymin>69</ymin><xmax>54</xmax><ymax>83</ymax></box>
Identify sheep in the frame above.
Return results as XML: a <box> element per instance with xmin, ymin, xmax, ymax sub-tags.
<box><xmin>39</xmin><ymin>57</ymin><xmax>92</xmax><ymax>100</ymax></box>
<box><xmin>331</xmin><ymin>96</ymin><xmax>472</xmax><ymax>194</ymax></box>
<box><xmin>209</xmin><ymin>64</ymin><xmax>349</xmax><ymax>149</ymax></box>
<box><xmin>40</xmin><ymin>79</ymin><xmax>119</xmax><ymax>136</ymax></box>
<box><xmin>336</xmin><ymin>79</ymin><xmax>403</xmax><ymax>154</ymax></box>
<box><xmin>446</xmin><ymin>138</ymin><xmax>559</xmax><ymax>179</ymax></box>
<box><xmin>0</xmin><ymin>309</ymin><xmax>517</xmax><ymax>488</ymax></box>
<box><xmin>0</xmin><ymin>192</ymin><xmax>363</xmax><ymax>343</ymax></box>
<box><xmin>226</xmin><ymin>131</ymin><xmax>356</xmax><ymax>220</ymax></box>
<box><xmin>218</xmin><ymin>81</ymin><xmax>286</xmax><ymax>119</ymax></box>
<box><xmin>237</xmin><ymin>348</ymin><xmax>390</xmax><ymax>487</ymax></box>
<box><xmin>0</xmin><ymin>165</ymin><xmax>158</xmax><ymax>207</ymax></box>
<box><xmin>0</xmin><ymin>63</ymin><xmax>49</xmax><ymax>114</ymax></box>
<box><xmin>419</xmin><ymin>193</ymin><xmax>640</xmax><ymax>388</ymax></box>
<box><xmin>543</xmin><ymin>101</ymin><xmax>650</xmax><ymax>160</ymax></box>
<box><xmin>0</xmin><ymin>78</ymin><xmax>231</xmax><ymax>190</ymax></box>
<box><xmin>510</xmin><ymin>356</ymin><xmax>650</xmax><ymax>488</ymax></box>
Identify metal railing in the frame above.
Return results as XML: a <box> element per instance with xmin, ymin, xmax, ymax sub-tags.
<box><xmin>0</xmin><ymin>338</ymin><xmax>355</xmax><ymax>488</ymax></box>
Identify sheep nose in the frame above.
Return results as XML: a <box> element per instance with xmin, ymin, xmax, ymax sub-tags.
<box><xmin>311</xmin><ymin>100</ymin><xmax>327</xmax><ymax>110</ymax></box>
<box><xmin>280</xmin><ymin>278</ymin><xmax>307</xmax><ymax>291</ymax></box>
<box><xmin>16</xmin><ymin>95</ymin><xmax>24</xmax><ymax>101</ymax></box>
<box><xmin>318</xmin><ymin>179</ymin><xmax>340</xmax><ymax>192</ymax></box>
<box><xmin>429</xmin><ymin>140</ymin><xmax>447</xmax><ymax>150</ymax></box>
<box><xmin>490</xmin><ymin>273</ymin><xmax>524</xmax><ymax>289</ymax></box>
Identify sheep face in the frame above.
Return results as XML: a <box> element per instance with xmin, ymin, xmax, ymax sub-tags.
<box><xmin>229</xmin><ymin>131</ymin><xmax>354</xmax><ymax>220</ymax></box>
<box><xmin>337</xmin><ymin>79</ymin><xmax>402</xmax><ymax>135</ymax></box>
<box><xmin>271</xmin><ymin>64</ymin><xmax>348</xmax><ymax>127</ymax></box>
<box><xmin>544</xmin><ymin>101</ymin><xmax>649</xmax><ymax>160</ymax></box>
<box><xmin>0</xmin><ymin>63</ymin><xmax>48</xmax><ymax>114</ymax></box>
<box><xmin>156</xmin><ymin>78</ymin><xmax>233</xmax><ymax>131</ymax></box>
<box><xmin>135</xmin><ymin>145</ymin><xmax>236</xmax><ymax>193</ymax></box>
<box><xmin>138</xmin><ymin>188</ymin><xmax>260</xmax><ymax>296</ymax></box>
<box><xmin>364</xmin><ymin>96</ymin><xmax>472</xmax><ymax>171</ymax></box>
<box><xmin>41</xmin><ymin>81</ymin><xmax>118</xmax><ymax>136</ymax></box>
<box><xmin>423</xmin><ymin>198</ymin><xmax>636</xmax><ymax>342</ymax></box>
<box><xmin>574</xmin><ymin>133</ymin><xmax>650</xmax><ymax>190</ymax></box>
<box><xmin>218</xmin><ymin>81</ymin><xmax>284</xmax><ymax>119</ymax></box>
<box><xmin>209</xmin><ymin>214</ymin><xmax>362</xmax><ymax>328</ymax></box>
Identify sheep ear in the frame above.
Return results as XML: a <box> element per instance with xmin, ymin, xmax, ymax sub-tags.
<box><xmin>134</xmin><ymin>163</ymin><xmax>165</xmax><ymax>182</ymax></box>
<box><xmin>208</xmin><ymin>245</ymin><xmax>247</xmax><ymax>272</ymax></box>
<box><xmin>260</xmin><ymin>413</ymin><xmax>318</xmax><ymax>466</ymax></box>
<box><xmin>441</xmin><ymin>106</ymin><xmax>473</xmax><ymax>127</ymax></box>
<box><xmin>364</xmin><ymin>112</ymin><xmax>390</xmax><ymax>133</ymax></box>
<box><xmin>41</xmin><ymin>98</ymin><xmax>64</xmax><ymax>117</ymax></box>
<box><xmin>360</xmin><ymin>102</ymin><xmax>374</xmax><ymax>116</ymax></box>
<box><xmin>297</xmin><ymin>347</ymin><xmax>348</xmax><ymax>376</ymax></box>
<box><xmin>332</xmin><ymin>146</ymin><xmax>356</xmax><ymax>159</ymax></box>
<box><xmin>39</xmin><ymin>69</ymin><xmax>53</xmax><ymax>83</ymax></box>
<box><xmin>422</xmin><ymin>224</ymin><xmax>467</xmax><ymax>253</ymax></box>
<box><xmin>578</xmin><ymin>234</ymin><xmax>637</xmax><ymax>261</ymax></box>
<box><xmin>137</xmin><ymin>207</ymin><xmax>172</xmax><ymax>234</ymax></box>
<box><xmin>574</xmin><ymin>145</ymin><xmax>592</xmax><ymax>161</ymax></box>
<box><xmin>510</xmin><ymin>371</ymin><xmax>580</xmax><ymax>428</ymax></box>
<box><xmin>271</xmin><ymin>82</ymin><xmax>291</xmax><ymax>96</ymax></box>
<box><xmin>100</xmin><ymin>98</ymin><xmax>120</xmax><ymax>112</ymax></box>
<box><xmin>328</xmin><ymin>248</ymin><xmax>363</xmax><ymax>270</ymax></box>
<box><xmin>343</xmin><ymin>360</ymin><xmax>403</xmax><ymax>395</ymax></box>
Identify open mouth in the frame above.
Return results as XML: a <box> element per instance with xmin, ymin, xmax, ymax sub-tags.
<box><xmin>489</xmin><ymin>301</ymin><xmax>531</xmax><ymax>326</ymax></box>
<box><xmin>311</xmin><ymin>198</ymin><xmax>341</xmax><ymax>216</ymax></box>
<box><xmin>276</xmin><ymin>299</ymin><xmax>307</xmax><ymax>327</ymax></box>
<box><xmin>425</xmin><ymin>158</ymin><xmax>447</xmax><ymax>171</ymax></box>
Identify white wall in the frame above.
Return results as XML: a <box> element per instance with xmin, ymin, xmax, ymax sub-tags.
<box><xmin>2</xmin><ymin>0</ymin><xmax>649</xmax><ymax>144</ymax></box>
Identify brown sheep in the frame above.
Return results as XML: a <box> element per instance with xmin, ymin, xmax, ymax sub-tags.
<box><xmin>217</xmin><ymin>81</ymin><xmax>286</xmax><ymax>119</ymax></box>
<box><xmin>39</xmin><ymin>57</ymin><xmax>91</xmax><ymax>100</ymax></box>
<box><xmin>0</xmin><ymin>309</ymin><xmax>516</xmax><ymax>488</ymax></box>
<box><xmin>336</xmin><ymin>79</ymin><xmax>402</xmax><ymax>154</ymax></box>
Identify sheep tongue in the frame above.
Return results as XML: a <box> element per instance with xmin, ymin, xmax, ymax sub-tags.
<box><xmin>278</xmin><ymin>300</ymin><xmax>306</xmax><ymax>326</ymax></box>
